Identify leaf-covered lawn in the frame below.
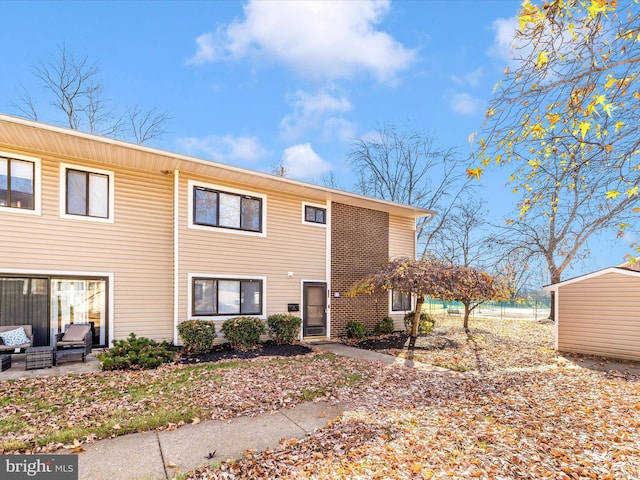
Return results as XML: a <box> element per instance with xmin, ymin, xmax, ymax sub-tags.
<box><xmin>359</xmin><ymin>316</ymin><xmax>559</xmax><ymax>373</ymax></box>
<box><xmin>185</xmin><ymin>318</ymin><xmax>640</xmax><ymax>479</ymax></box>
<box><xmin>0</xmin><ymin>352</ymin><xmax>375</xmax><ymax>453</ymax></box>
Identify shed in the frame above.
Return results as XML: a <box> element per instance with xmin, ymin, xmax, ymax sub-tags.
<box><xmin>544</xmin><ymin>263</ymin><xmax>640</xmax><ymax>362</ymax></box>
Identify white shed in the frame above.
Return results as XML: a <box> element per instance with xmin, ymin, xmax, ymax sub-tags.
<box><xmin>544</xmin><ymin>264</ymin><xmax>640</xmax><ymax>362</ymax></box>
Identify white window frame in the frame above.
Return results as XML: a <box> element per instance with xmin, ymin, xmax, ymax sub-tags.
<box><xmin>188</xmin><ymin>273</ymin><xmax>267</xmax><ymax>321</ymax></box>
<box><xmin>60</xmin><ymin>163</ymin><xmax>115</xmax><ymax>223</ymax></box>
<box><xmin>301</xmin><ymin>201</ymin><xmax>327</xmax><ymax>227</ymax></box>
<box><xmin>0</xmin><ymin>151</ymin><xmax>42</xmax><ymax>216</ymax></box>
<box><xmin>389</xmin><ymin>289</ymin><xmax>414</xmax><ymax>314</ymax></box>
<box><xmin>188</xmin><ymin>180</ymin><xmax>267</xmax><ymax>237</ymax></box>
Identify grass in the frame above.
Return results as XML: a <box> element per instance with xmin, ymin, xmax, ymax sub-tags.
<box><xmin>0</xmin><ymin>352</ymin><xmax>375</xmax><ymax>453</ymax></box>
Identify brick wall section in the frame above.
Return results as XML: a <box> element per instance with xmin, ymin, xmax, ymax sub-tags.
<box><xmin>331</xmin><ymin>202</ymin><xmax>389</xmax><ymax>337</ymax></box>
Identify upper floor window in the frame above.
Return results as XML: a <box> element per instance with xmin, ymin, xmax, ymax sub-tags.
<box><xmin>302</xmin><ymin>202</ymin><xmax>327</xmax><ymax>226</ymax></box>
<box><xmin>0</xmin><ymin>156</ymin><xmax>35</xmax><ymax>211</ymax></box>
<box><xmin>392</xmin><ymin>290</ymin><xmax>412</xmax><ymax>312</ymax></box>
<box><xmin>190</xmin><ymin>181</ymin><xmax>265</xmax><ymax>235</ymax></box>
<box><xmin>60</xmin><ymin>163</ymin><xmax>114</xmax><ymax>222</ymax></box>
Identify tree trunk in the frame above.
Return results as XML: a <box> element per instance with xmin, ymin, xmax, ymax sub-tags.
<box><xmin>548</xmin><ymin>271</ymin><xmax>560</xmax><ymax>322</ymax></box>
<box><xmin>463</xmin><ymin>303</ymin><xmax>471</xmax><ymax>332</ymax></box>
<box><xmin>411</xmin><ymin>295</ymin><xmax>425</xmax><ymax>338</ymax></box>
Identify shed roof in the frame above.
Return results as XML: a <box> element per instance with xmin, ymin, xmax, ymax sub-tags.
<box><xmin>0</xmin><ymin>113</ymin><xmax>435</xmax><ymax>220</ymax></box>
<box><xmin>544</xmin><ymin>261</ymin><xmax>640</xmax><ymax>292</ymax></box>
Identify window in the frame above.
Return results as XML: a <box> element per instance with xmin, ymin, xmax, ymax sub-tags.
<box><xmin>193</xmin><ymin>277</ymin><xmax>263</xmax><ymax>316</ymax></box>
<box><xmin>392</xmin><ymin>290</ymin><xmax>412</xmax><ymax>311</ymax></box>
<box><xmin>302</xmin><ymin>203</ymin><xmax>327</xmax><ymax>226</ymax></box>
<box><xmin>67</xmin><ymin>169</ymin><xmax>109</xmax><ymax>218</ymax></box>
<box><xmin>61</xmin><ymin>164</ymin><xmax>114</xmax><ymax>222</ymax></box>
<box><xmin>193</xmin><ymin>186</ymin><xmax>262</xmax><ymax>233</ymax></box>
<box><xmin>0</xmin><ymin>156</ymin><xmax>35</xmax><ymax>210</ymax></box>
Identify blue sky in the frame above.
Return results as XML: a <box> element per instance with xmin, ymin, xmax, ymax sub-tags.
<box><xmin>0</xmin><ymin>0</ymin><xmax>631</xmax><ymax>277</ymax></box>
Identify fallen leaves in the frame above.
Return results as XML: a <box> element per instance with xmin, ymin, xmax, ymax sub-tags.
<box><xmin>0</xmin><ymin>352</ymin><xmax>375</xmax><ymax>454</ymax></box>
<box><xmin>183</xmin><ymin>317</ymin><xmax>640</xmax><ymax>479</ymax></box>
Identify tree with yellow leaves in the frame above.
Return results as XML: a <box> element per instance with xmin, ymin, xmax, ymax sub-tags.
<box><xmin>474</xmin><ymin>0</ymin><xmax>640</xmax><ymax>305</ymax></box>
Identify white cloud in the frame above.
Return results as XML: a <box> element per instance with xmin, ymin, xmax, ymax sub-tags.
<box><xmin>187</xmin><ymin>0</ymin><xmax>416</xmax><ymax>83</ymax></box>
<box><xmin>322</xmin><ymin>117</ymin><xmax>357</xmax><ymax>142</ymax></box>
<box><xmin>451</xmin><ymin>67</ymin><xmax>485</xmax><ymax>87</ymax></box>
<box><xmin>280</xmin><ymin>89</ymin><xmax>354</xmax><ymax>140</ymax></box>
<box><xmin>176</xmin><ymin>134</ymin><xmax>268</xmax><ymax>163</ymax></box>
<box><xmin>489</xmin><ymin>16</ymin><xmax>519</xmax><ymax>61</ymax></box>
<box><xmin>186</xmin><ymin>33</ymin><xmax>217</xmax><ymax>65</ymax></box>
<box><xmin>282</xmin><ymin>143</ymin><xmax>332</xmax><ymax>179</ymax></box>
<box><xmin>451</xmin><ymin>92</ymin><xmax>483</xmax><ymax>116</ymax></box>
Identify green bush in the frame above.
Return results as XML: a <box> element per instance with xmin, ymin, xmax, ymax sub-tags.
<box><xmin>345</xmin><ymin>320</ymin><xmax>367</xmax><ymax>339</ymax></box>
<box><xmin>404</xmin><ymin>311</ymin><xmax>436</xmax><ymax>335</ymax></box>
<box><xmin>177</xmin><ymin>320</ymin><xmax>218</xmax><ymax>353</ymax></box>
<box><xmin>373</xmin><ymin>316</ymin><xmax>395</xmax><ymax>335</ymax></box>
<box><xmin>221</xmin><ymin>316</ymin><xmax>266</xmax><ymax>350</ymax></box>
<box><xmin>97</xmin><ymin>333</ymin><xmax>175</xmax><ymax>370</ymax></box>
<box><xmin>267</xmin><ymin>314</ymin><xmax>302</xmax><ymax>344</ymax></box>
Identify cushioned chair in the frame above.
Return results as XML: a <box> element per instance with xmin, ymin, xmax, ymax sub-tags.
<box><xmin>56</xmin><ymin>324</ymin><xmax>92</xmax><ymax>361</ymax></box>
<box><xmin>0</xmin><ymin>325</ymin><xmax>34</xmax><ymax>353</ymax></box>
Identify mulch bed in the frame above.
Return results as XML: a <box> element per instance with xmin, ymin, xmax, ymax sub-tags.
<box><xmin>347</xmin><ymin>332</ymin><xmax>459</xmax><ymax>351</ymax></box>
<box><xmin>176</xmin><ymin>341</ymin><xmax>313</xmax><ymax>364</ymax></box>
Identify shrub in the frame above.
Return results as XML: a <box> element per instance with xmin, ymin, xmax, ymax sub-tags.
<box><xmin>221</xmin><ymin>316</ymin><xmax>266</xmax><ymax>350</ymax></box>
<box><xmin>177</xmin><ymin>320</ymin><xmax>218</xmax><ymax>353</ymax></box>
<box><xmin>98</xmin><ymin>333</ymin><xmax>174</xmax><ymax>370</ymax></box>
<box><xmin>267</xmin><ymin>314</ymin><xmax>302</xmax><ymax>344</ymax></box>
<box><xmin>345</xmin><ymin>320</ymin><xmax>367</xmax><ymax>339</ymax></box>
<box><xmin>404</xmin><ymin>311</ymin><xmax>436</xmax><ymax>335</ymax></box>
<box><xmin>373</xmin><ymin>316</ymin><xmax>395</xmax><ymax>335</ymax></box>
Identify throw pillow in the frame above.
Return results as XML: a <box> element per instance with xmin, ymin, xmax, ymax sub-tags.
<box><xmin>0</xmin><ymin>327</ymin><xmax>31</xmax><ymax>347</ymax></box>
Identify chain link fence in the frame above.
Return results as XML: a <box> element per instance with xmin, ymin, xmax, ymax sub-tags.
<box><xmin>423</xmin><ymin>298</ymin><xmax>551</xmax><ymax>321</ymax></box>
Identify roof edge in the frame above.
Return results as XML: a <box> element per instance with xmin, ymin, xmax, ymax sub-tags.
<box><xmin>543</xmin><ymin>266</ymin><xmax>640</xmax><ymax>291</ymax></box>
<box><xmin>0</xmin><ymin>113</ymin><xmax>436</xmax><ymax>219</ymax></box>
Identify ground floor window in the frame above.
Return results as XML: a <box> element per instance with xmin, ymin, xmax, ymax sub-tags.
<box><xmin>193</xmin><ymin>277</ymin><xmax>263</xmax><ymax>316</ymax></box>
<box><xmin>0</xmin><ymin>275</ymin><xmax>107</xmax><ymax>347</ymax></box>
<box><xmin>392</xmin><ymin>290</ymin><xmax>412</xmax><ymax>311</ymax></box>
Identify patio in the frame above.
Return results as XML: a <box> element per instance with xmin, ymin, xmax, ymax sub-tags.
<box><xmin>0</xmin><ymin>351</ymin><xmax>101</xmax><ymax>380</ymax></box>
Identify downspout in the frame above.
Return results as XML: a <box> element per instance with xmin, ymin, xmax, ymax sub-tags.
<box><xmin>326</xmin><ymin>200</ymin><xmax>332</xmax><ymax>338</ymax></box>
<box><xmin>173</xmin><ymin>170</ymin><xmax>180</xmax><ymax>345</ymax></box>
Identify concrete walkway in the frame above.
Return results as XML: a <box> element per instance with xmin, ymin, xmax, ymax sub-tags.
<box><xmin>313</xmin><ymin>342</ymin><xmax>458</xmax><ymax>374</ymax></box>
<box><xmin>74</xmin><ymin>399</ymin><xmax>349</xmax><ymax>480</ymax></box>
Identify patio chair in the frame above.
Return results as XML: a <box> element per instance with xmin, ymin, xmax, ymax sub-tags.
<box><xmin>56</xmin><ymin>323</ymin><xmax>92</xmax><ymax>361</ymax></box>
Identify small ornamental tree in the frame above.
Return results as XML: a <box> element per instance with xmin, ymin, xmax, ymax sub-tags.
<box><xmin>354</xmin><ymin>256</ymin><xmax>448</xmax><ymax>338</ymax></box>
<box><xmin>436</xmin><ymin>265</ymin><xmax>512</xmax><ymax>332</ymax></box>
<box><xmin>356</xmin><ymin>257</ymin><xmax>512</xmax><ymax>336</ymax></box>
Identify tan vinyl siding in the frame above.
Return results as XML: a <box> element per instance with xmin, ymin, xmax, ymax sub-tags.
<box><xmin>557</xmin><ymin>272</ymin><xmax>640</xmax><ymax>361</ymax></box>
<box><xmin>388</xmin><ymin>214</ymin><xmax>416</xmax><ymax>329</ymax></box>
<box><xmin>389</xmin><ymin>215</ymin><xmax>416</xmax><ymax>260</ymax></box>
<box><xmin>0</xmin><ymin>151</ymin><xmax>174</xmax><ymax>343</ymax></box>
<box><xmin>178</xmin><ymin>174</ymin><xmax>326</xmax><ymax>325</ymax></box>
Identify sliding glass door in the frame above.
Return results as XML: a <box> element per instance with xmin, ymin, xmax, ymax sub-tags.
<box><xmin>51</xmin><ymin>279</ymin><xmax>106</xmax><ymax>346</ymax></box>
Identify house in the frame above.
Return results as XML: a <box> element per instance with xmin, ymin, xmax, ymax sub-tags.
<box><xmin>0</xmin><ymin>114</ymin><xmax>432</xmax><ymax>348</ymax></box>
<box><xmin>544</xmin><ymin>262</ymin><xmax>640</xmax><ymax>362</ymax></box>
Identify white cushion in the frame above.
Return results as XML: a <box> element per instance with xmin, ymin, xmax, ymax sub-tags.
<box><xmin>0</xmin><ymin>327</ymin><xmax>31</xmax><ymax>346</ymax></box>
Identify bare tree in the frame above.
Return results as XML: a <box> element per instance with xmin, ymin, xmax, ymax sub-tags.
<box><xmin>127</xmin><ymin>104</ymin><xmax>171</xmax><ymax>145</ymax></box>
<box><xmin>11</xmin><ymin>44</ymin><xmax>169</xmax><ymax>144</ymax></box>
<box><xmin>347</xmin><ymin>124</ymin><xmax>473</xmax><ymax>258</ymax></box>
<box><xmin>430</xmin><ymin>197</ymin><xmax>493</xmax><ymax>269</ymax></box>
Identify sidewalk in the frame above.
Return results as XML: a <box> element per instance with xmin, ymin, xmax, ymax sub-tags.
<box><xmin>68</xmin><ymin>343</ymin><xmax>451</xmax><ymax>480</ymax></box>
